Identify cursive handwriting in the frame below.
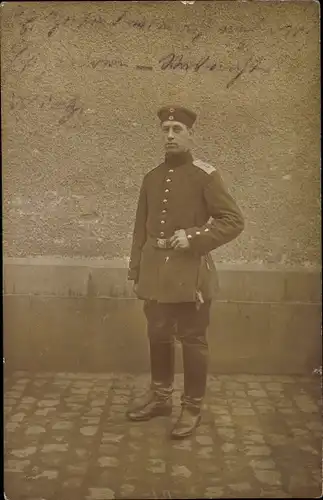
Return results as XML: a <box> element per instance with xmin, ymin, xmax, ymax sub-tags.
<box><xmin>58</xmin><ymin>97</ymin><xmax>83</xmax><ymax>125</ymax></box>
<box><xmin>12</xmin><ymin>8</ymin><xmax>202</xmax><ymax>43</ymax></box>
<box><xmin>89</xmin><ymin>58</ymin><xmax>128</xmax><ymax>69</ymax></box>
<box><xmin>158</xmin><ymin>51</ymin><xmax>269</xmax><ymax>84</ymax></box>
<box><xmin>19</xmin><ymin>15</ymin><xmax>38</xmax><ymax>36</ymax></box>
<box><xmin>224</xmin><ymin>55</ymin><xmax>269</xmax><ymax>88</ymax></box>
<box><xmin>111</xmin><ymin>10</ymin><xmax>202</xmax><ymax>42</ymax></box>
<box><xmin>8</xmin><ymin>42</ymin><xmax>39</xmax><ymax>74</ymax></box>
<box><xmin>12</xmin><ymin>6</ymin><xmax>311</xmax><ymax>46</ymax></box>
<box><xmin>219</xmin><ymin>22</ymin><xmax>310</xmax><ymax>37</ymax></box>
<box><xmin>159</xmin><ymin>52</ymin><xmax>219</xmax><ymax>72</ymax></box>
<box><xmin>8</xmin><ymin>92</ymin><xmax>84</xmax><ymax>125</ymax></box>
<box><xmin>6</xmin><ymin>46</ymin><xmax>270</xmax><ymax>89</ymax></box>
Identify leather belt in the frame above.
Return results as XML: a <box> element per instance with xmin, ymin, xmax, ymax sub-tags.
<box><xmin>148</xmin><ymin>236</ymin><xmax>174</xmax><ymax>249</ymax></box>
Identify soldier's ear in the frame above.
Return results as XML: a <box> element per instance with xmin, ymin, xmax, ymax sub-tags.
<box><xmin>189</xmin><ymin>126</ymin><xmax>195</xmax><ymax>137</ymax></box>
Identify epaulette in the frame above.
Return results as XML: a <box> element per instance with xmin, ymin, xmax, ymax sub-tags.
<box><xmin>193</xmin><ymin>159</ymin><xmax>216</xmax><ymax>174</ymax></box>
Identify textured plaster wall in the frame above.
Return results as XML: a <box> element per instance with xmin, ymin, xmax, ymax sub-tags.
<box><xmin>2</xmin><ymin>1</ymin><xmax>320</xmax><ymax>265</ymax></box>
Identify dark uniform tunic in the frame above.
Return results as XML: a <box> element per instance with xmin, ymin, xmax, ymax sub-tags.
<box><xmin>128</xmin><ymin>151</ymin><xmax>244</xmax><ymax>407</ymax></box>
<box><xmin>128</xmin><ymin>151</ymin><xmax>244</xmax><ymax>301</ymax></box>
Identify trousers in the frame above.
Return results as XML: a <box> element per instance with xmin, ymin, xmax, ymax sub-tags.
<box><xmin>143</xmin><ymin>299</ymin><xmax>211</xmax><ymax>410</ymax></box>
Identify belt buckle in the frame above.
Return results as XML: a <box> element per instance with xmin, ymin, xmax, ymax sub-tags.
<box><xmin>157</xmin><ymin>238</ymin><xmax>166</xmax><ymax>249</ymax></box>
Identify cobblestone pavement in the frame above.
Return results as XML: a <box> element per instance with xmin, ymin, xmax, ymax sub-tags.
<box><xmin>4</xmin><ymin>371</ymin><xmax>322</xmax><ymax>499</ymax></box>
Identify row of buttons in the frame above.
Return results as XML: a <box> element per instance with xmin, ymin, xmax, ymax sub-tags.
<box><xmin>187</xmin><ymin>227</ymin><xmax>210</xmax><ymax>240</ymax></box>
<box><xmin>160</xmin><ymin>168</ymin><xmax>174</xmax><ymax>237</ymax></box>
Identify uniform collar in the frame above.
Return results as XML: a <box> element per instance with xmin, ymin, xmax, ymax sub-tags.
<box><xmin>164</xmin><ymin>151</ymin><xmax>193</xmax><ymax>168</ymax></box>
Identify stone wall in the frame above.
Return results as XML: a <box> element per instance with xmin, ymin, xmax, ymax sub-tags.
<box><xmin>2</xmin><ymin>1</ymin><xmax>320</xmax><ymax>266</ymax></box>
<box><xmin>2</xmin><ymin>2</ymin><xmax>321</xmax><ymax>375</ymax></box>
<box><xmin>3</xmin><ymin>258</ymin><xmax>321</xmax><ymax>374</ymax></box>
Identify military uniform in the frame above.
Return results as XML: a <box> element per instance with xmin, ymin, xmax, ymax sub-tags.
<box><xmin>127</xmin><ymin>106</ymin><xmax>244</xmax><ymax>436</ymax></box>
<box><xmin>128</xmin><ymin>154</ymin><xmax>244</xmax><ymax>302</ymax></box>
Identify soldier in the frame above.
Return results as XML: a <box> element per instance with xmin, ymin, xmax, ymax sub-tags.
<box><xmin>126</xmin><ymin>105</ymin><xmax>244</xmax><ymax>439</ymax></box>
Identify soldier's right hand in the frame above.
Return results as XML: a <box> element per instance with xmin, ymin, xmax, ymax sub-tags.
<box><xmin>133</xmin><ymin>283</ymin><xmax>139</xmax><ymax>296</ymax></box>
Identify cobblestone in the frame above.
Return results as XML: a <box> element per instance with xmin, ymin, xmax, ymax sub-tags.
<box><xmin>42</xmin><ymin>443</ymin><xmax>69</xmax><ymax>453</ymax></box>
<box><xmin>197</xmin><ymin>446</ymin><xmax>213</xmax><ymax>458</ymax></box>
<box><xmin>171</xmin><ymin>465</ymin><xmax>192</xmax><ymax>479</ymax></box>
<box><xmin>5</xmin><ymin>459</ymin><xmax>31</xmax><ymax>472</ymax></box>
<box><xmin>67</xmin><ymin>463</ymin><xmax>89</xmax><ymax>475</ymax></box>
<box><xmin>147</xmin><ymin>458</ymin><xmax>166</xmax><ymax>473</ymax></box>
<box><xmin>98</xmin><ymin>456</ymin><xmax>120</xmax><ymax>467</ymax></box>
<box><xmin>229</xmin><ymin>482</ymin><xmax>252</xmax><ymax>492</ymax></box>
<box><xmin>4</xmin><ymin>371</ymin><xmax>322</xmax><ymax>499</ymax></box>
<box><xmin>35</xmin><ymin>408</ymin><xmax>56</xmax><ymax>416</ymax></box>
<box><xmin>195</xmin><ymin>435</ymin><xmax>213</xmax><ymax>445</ymax></box>
<box><xmin>216</xmin><ymin>427</ymin><xmax>236</xmax><ymax>439</ymax></box>
<box><xmin>63</xmin><ymin>476</ymin><xmax>84</xmax><ymax>488</ymax></box>
<box><xmin>254</xmin><ymin>469</ymin><xmax>282</xmax><ymax>485</ymax></box>
<box><xmin>10</xmin><ymin>412</ymin><xmax>26</xmax><ymax>422</ymax></box>
<box><xmin>87</xmin><ymin>487</ymin><xmax>115</xmax><ymax>499</ymax></box>
<box><xmin>248</xmin><ymin>389</ymin><xmax>268</xmax><ymax>398</ymax></box>
<box><xmin>232</xmin><ymin>407</ymin><xmax>256</xmax><ymax>415</ymax></box>
<box><xmin>243</xmin><ymin>433</ymin><xmax>265</xmax><ymax>444</ymax></box>
<box><xmin>245</xmin><ymin>445</ymin><xmax>272</xmax><ymax>456</ymax></box>
<box><xmin>6</xmin><ymin>423</ymin><xmax>20</xmax><ymax>432</ymax></box>
<box><xmin>52</xmin><ymin>421</ymin><xmax>74</xmax><ymax>430</ymax></box>
<box><xmin>205</xmin><ymin>486</ymin><xmax>225</xmax><ymax>497</ymax></box>
<box><xmin>250</xmin><ymin>458</ymin><xmax>277</xmax><ymax>469</ymax></box>
<box><xmin>26</xmin><ymin>425</ymin><xmax>46</xmax><ymax>435</ymax></box>
<box><xmin>80</xmin><ymin>426</ymin><xmax>99</xmax><ymax>436</ymax></box>
<box><xmin>11</xmin><ymin>446</ymin><xmax>37</xmax><ymax>458</ymax></box>
<box><xmin>221</xmin><ymin>443</ymin><xmax>236</xmax><ymax>453</ymax></box>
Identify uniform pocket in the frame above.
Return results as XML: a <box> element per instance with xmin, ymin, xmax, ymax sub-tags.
<box><xmin>160</xmin><ymin>251</ymin><xmax>200</xmax><ymax>301</ymax></box>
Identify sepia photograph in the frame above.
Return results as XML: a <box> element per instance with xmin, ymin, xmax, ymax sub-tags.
<box><xmin>2</xmin><ymin>0</ymin><xmax>321</xmax><ymax>499</ymax></box>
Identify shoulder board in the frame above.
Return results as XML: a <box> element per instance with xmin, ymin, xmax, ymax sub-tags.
<box><xmin>193</xmin><ymin>159</ymin><xmax>216</xmax><ymax>174</ymax></box>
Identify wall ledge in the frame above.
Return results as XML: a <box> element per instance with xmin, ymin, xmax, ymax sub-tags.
<box><xmin>3</xmin><ymin>257</ymin><xmax>321</xmax><ymax>303</ymax></box>
<box><xmin>3</xmin><ymin>256</ymin><xmax>321</xmax><ymax>273</ymax></box>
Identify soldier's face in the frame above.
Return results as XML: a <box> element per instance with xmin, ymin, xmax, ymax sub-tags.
<box><xmin>161</xmin><ymin>120</ymin><xmax>193</xmax><ymax>154</ymax></box>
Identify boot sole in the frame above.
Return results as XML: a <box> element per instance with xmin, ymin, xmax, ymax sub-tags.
<box><xmin>170</xmin><ymin>416</ymin><xmax>201</xmax><ymax>439</ymax></box>
<box><xmin>126</xmin><ymin>407</ymin><xmax>173</xmax><ymax>422</ymax></box>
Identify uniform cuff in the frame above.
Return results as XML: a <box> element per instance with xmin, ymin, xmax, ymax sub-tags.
<box><xmin>185</xmin><ymin>226</ymin><xmax>211</xmax><ymax>240</ymax></box>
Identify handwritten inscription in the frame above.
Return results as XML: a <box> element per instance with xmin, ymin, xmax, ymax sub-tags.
<box><xmin>218</xmin><ymin>22</ymin><xmax>310</xmax><ymax>37</ymax></box>
<box><xmin>159</xmin><ymin>52</ymin><xmax>217</xmax><ymax>72</ymax></box>
<box><xmin>8</xmin><ymin>6</ymin><xmax>311</xmax><ymax>45</ymax></box>
<box><xmin>89</xmin><ymin>58</ymin><xmax>128</xmax><ymax>69</ymax></box>
<box><xmin>3</xmin><ymin>6</ymin><xmax>313</xmax><ymax>92</ymax></box>
<box><xmin>158</xmin><ymin>51</ymin><xmax>269</xmax><ymax>87</ymax></box>
<box><xmin>85</xmin><ymin>51</ymin><xmax>270</xmax><ymax>87</ymax></box>
<box><xmin>9</xmin><ymin>92</ymin><xmax>84</xmax><ymax>125</ymax></box>
<box><xmin>113</xmin><ymin>11</ymin><xmax>202</xmax><ymax>42</ymax></box>
<box><xmin>7</xmin><ymin>49</ymin><xmax>270</xmax><ymax>89</ymax></box>
<box><xmin>75</xmin><ymin>10</ymin><xmax>202</xmax><ymax>42</ymax></box>
<box><xmin>86</xmin><ymin>53</ymin><xmax>236</xmax><ymax>74</ymax></box>
<box><xmin>9</xmin><ymin>8</ymin><xmax>202</xmax><ymax>43</ymax></box>
<box><xmin>10</xmin><ymin>44</ymin><xmax>39</xmax><ymax>74</ymax></box>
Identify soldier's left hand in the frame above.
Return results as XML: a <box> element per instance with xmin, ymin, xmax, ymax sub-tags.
<box><xmin>170</xmin><ymin>229</ymin><xmax>190</xmax><ymax>250</ymax></box>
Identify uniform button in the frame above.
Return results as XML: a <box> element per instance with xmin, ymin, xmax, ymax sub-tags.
<box><xmin>187</xmin><ymin>234</ymin><xmax>193</xmax><ymax>240</ymax></box>
<box><xmin>160</xmin><ymin>232</ymin><xmax>165</xmax><ymax>237</ymax></box>
<box><xmin>162</xmin><ymin>209</ymin><xmax>167</xmax><ymax>214</ymax></box>
<box><xmin>166</xmin><ymin>178</ymin><xmax>171</xmax><ymax>183</ymax></box>
<box><xmin>205</xmin><ymin>228</ymin><xmax>210</xmax><ymax>232</ymax></box>
<box><xmin>165</xmin><ymin>189</ymin><xmax>170</xmax><ymax>193</ymax></box>
<box><xmin>161</xmin><ymin>220</ymin><xmax>165</xmax><ymax>224</ymax></box>
<box><xmin>163</xmin><ymin>199</ymin><xmax>168</xmax><ymax>203</ymax></box>
<box><xmin>196</xmin><ymin>231</ymin><xmax>201</xmax><ymax>235</ymax></box>
<box><xmin>168</xmin><ymin>169</ymin><xmax>174</xmax><ymax>173</ymax></box>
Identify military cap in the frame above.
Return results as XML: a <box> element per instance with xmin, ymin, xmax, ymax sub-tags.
<box><xmin>157</xmin><ymin>105</ymin><xmax>197</xmax><ymax>128</ymax></box>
